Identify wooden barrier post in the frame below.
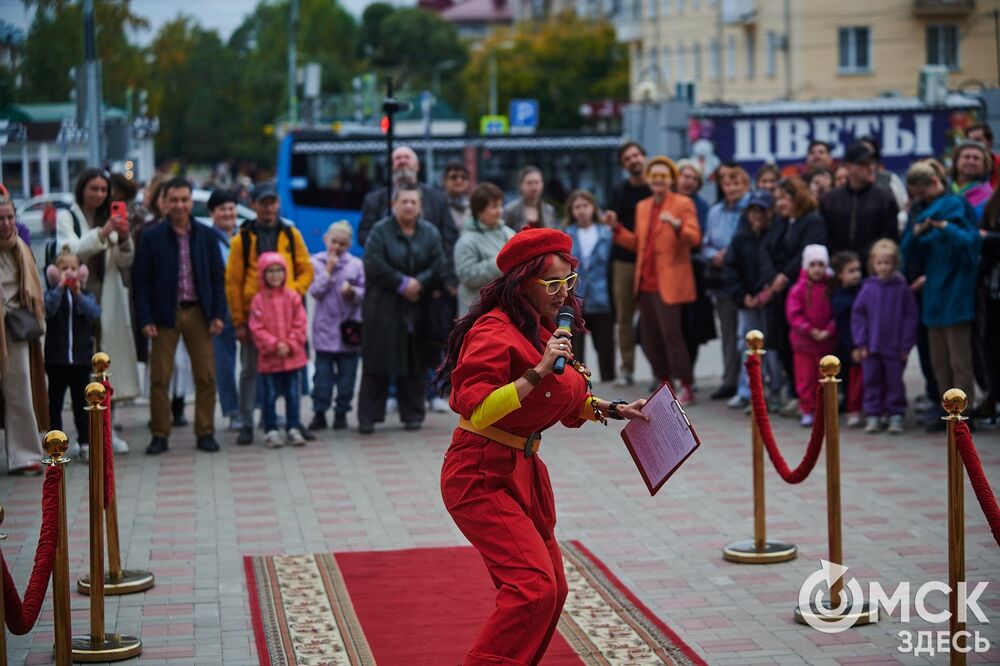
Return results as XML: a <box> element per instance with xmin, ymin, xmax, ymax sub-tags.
<box><xmin>943</xmin><ymin>388</ymin><xmax>968</xmax><ymax>666</ymax></box>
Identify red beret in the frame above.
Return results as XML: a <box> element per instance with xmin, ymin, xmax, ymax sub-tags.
<box><xmin>496</xmin><ymin>227</ymin><xmax>572</xmax><ymax>274</ymax></box>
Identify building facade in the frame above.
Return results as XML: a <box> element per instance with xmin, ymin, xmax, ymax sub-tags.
<box><xmin>578</xmin><ymin>0</ymin><xmax>1000</xmax><ymax>103</ymax></box>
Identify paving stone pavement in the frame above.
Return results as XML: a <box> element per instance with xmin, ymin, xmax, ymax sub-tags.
<box><xmin>1</xmin><ymin>340</ymin><xmax>998</xmax><ymax>665</ymax></box>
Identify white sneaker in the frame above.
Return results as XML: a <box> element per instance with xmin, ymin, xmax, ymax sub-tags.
<box><xmin>67</xmin><ymin>440</ymin><xmax>81</xmax><ymax>459</ymax></box>
<box><xmin>286</xmin><ymin>428</ymin><xmax>306</xmax><ymax>447</ymax></box>
<box><xmin>846</xmin><ymin>413</ymin><xmax>862</xmax><ymax>428</ymax></box>
<box><xmin>864</xmin><ymin>416</ymin><xmax>881</xmax><ymax>434</ymax></box>
<box><xmin>430</xmin><ymin>397</ymin><xmax>450</xmax><ymax>413</ymax></box>
<box><xmin>386</xmin><ymin>397</ymin><xmax>398</xmax><ymax>413</ymax></box>
<box><xmin>887</xmin><ymin>415</ymin><xmax>904</xmax><ymax>434</ymax></box>
<box><xmin>613</xmin><ymin>374</ymin><xmax>634</xmax><ymax>387</ymax></box>
<box><xmin>264</xmin><ymin>430</ymin><xmax>284</xmax><ymax>449</ymax></box>
<box><xmin>112</xmin><ymin>433</ymin><xmax>130</xmax><ymax>454</ymax></box>
<box><xmin>727</xmin><ymin>395</ymin><xmax>749</xmax><ymax>409</ymax></box>
<box><xmin>79</xmin><ymin>444</ymin><xmax>90</xmax><ymax>462</ymax></box>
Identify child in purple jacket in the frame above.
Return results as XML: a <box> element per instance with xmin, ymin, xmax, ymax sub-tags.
<box><xmin>851</xmin><ymin>239</ymin><xmax>919</xmax><ymax>434</ymax></box>
<box><xmin>308</xmin><ymin>222</ymin><xmax>365</xmax><ymax>431</ymax></box>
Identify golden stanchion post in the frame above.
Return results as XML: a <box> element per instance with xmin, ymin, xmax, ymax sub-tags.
<box><xmin>0</xmin><ymin>504</ymin><xmax>6</xmax><ymax>666</ymax></box>
<box><xmin>78</xmin><ymin>353</ymin><xmax>154</xmax><ymax>596</ymax></box>
<box><xmin>795</xmin><ymin>356</ymin><xmax>877</xmax><ymax>627</ymax></box>
<box><xmin>723</xmin><ymin>330</ymin><xmax>798</xmax><ymax>564</ymax></box>
<box><xmin>71</xmin><ymin>382</ymin><xmax>141</xmax><ymax>662</ymax></box>
<box><xmin>943</xmin><ymin>388</ymin><xmax>968</xmax><ymax>665</ymax></box>
<box><xmin>42</xmin><ymin>431</ymin><xmax>73</xmax><ymax>665</ymax></box>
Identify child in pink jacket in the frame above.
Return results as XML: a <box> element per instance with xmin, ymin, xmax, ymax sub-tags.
<box><xmin>249</xmin><ymin>252</ymin><xmax>309</xmax><ymax>448</ymax></box>
<box><xmin>785</xmin><ymin>244</ymin><xmax>837</xmax><ymax>427</ymax></box>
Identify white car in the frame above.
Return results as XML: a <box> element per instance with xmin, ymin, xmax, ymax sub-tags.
<box><xmin>17</xmin><ymin>193</ymin><xmax>75</xmax><ymax>239</ymax></box>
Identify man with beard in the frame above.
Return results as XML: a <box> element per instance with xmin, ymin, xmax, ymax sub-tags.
<box><xmin>601</xmin><ymin>142</ymin><xmax>652</xmax><ymax>386</ymax></box>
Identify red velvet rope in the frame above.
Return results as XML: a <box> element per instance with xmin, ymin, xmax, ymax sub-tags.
<box><xmin>2</xmin><ymin>465</ymin><xmax>62</xmax><ymax>634</ymax></box>
<box><xmin>953</xmin><ymin>422</ymin><xmax>1000</xmax><ymax>549</ymax></box>
<box><xmin>101</xmin><ymin>379</ymin><xmax>115</xmax><ymax>508</ymax></box>
<box><xmin>745</xmin><ymin>354</ymin><xmax>825</xmax><ymax>484</ymax></box>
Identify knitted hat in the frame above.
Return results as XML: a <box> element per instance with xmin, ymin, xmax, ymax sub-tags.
<box><xmin>801</xmin><ymin>244</ymin><xmax>830</xmax><ymax>270</ymax></box>
<box><xmin>496</xmin><ymin>227</ymin><xmax>572</xmax><ymax>274</ymax></box>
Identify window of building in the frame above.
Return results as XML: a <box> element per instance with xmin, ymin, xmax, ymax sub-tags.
<box><xmin>648</xmin><ymin>47</ymin><xmax>659</xmax><ymax>80</ymax></box>
<box><xmin>662</xmin><ymin>0</ymin><xmax>670</xmax><ymax>14</ymax></box>
<box><xmin>727</xmin><ymin>35</ymin><xmax>737</xmax><ymax>79</ymax></box>
<box><xmin>746</xmin><ymin>32</ymin><xmax>756</xmax><ymax>79</ymax></box>
<box><xmin>631</xmin><ymin>0</ymin><xmax>641</xmax><ymax>19</ymax></box>
<box><xmin>693</xmin><ymin>42</ymin><xmax>702</xmax><ymax>80</ymax></box>
<box><xmin>766</xmin><ymin>30</ymin><xmax>777</xmax><ymax>78</ymax></box>
<box><xmin>677</xmin><ymin>42</ymin><xmax>687</xmax><ymax>80</ymax></box>
<box><xmin>677</xmin><ymin>0</ymin><xmax>685</xmax><ymax>12</ymax></box>
<box><xmin>709</xmin><ymin>39</ymin><xmax>720</xmax><ymax>80</ymax></box>
<box><xmin>838</xmin><ymin>26</ymin><xmax>871</xmax><ymax>73</ymax></box>
<box><xmin>648</xmin><ymin>0</ymin><xmax>658</xmax><ymax>19</ymax></box>
<box><xmin>927</xmin><ymin>24</ymin><xmax>959</xmax><ymax>71</ymax></box>
<box><xmin>635</xmin><ymin>45</ymin><xmax>644</xmax><ymax>85</ymax></box>
<box><xmin>663</xmin><ymin>46</ymin><xmax>672</xmax><ymax>80</ymax></box>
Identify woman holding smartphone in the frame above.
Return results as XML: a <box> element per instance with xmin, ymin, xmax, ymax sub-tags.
<box><xmin>56</xmin><ymin>168</ymin><xmax>141</xmax><ymax>453</ymax></box>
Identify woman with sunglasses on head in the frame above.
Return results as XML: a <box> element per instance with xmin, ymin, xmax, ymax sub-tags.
<box><xmin>435</xmin><ymin>227</ymin><xmax>648</xmax><ymax>666</ymax></box>
<box><xmin>606</xmin><ymin>155</ymin><xmax>702</xmax><ymax>403</ymax></box>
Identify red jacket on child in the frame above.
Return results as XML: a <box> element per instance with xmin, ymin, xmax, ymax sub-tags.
<box><xmin>785</xmin><ymin>269</ymin><xmax>837</xmax><ymax>356</ymax></box>
<box><xmin>248</xmin><ymin>252</ymin><xmax>308</xmax><ymax>374</ymax></box>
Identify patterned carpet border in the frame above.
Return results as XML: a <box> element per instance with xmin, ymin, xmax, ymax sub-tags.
<box><xmin>245</xmin><ymin>542</ymin><xmax>707</xmax><ymax>666</ymax></box>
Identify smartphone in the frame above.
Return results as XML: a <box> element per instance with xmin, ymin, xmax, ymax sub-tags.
<box><xmin>111</xmin><ymin>201</ymin><xmax>127</xmax><ymax>219</ymax></box>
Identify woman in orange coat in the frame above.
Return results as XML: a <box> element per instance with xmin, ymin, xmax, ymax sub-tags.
<box><xmin>610</xmin><ymin>155</ymin><xmax>702</xmax><ymax>403</ymax></box>
<box><xmin>435</xmin><ymin>228</ymin><xmax>648</xmax><ymax>666</ymax></box>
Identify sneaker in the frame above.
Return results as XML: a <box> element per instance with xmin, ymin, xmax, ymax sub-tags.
<box><xmin>286</xmin><ymin>428</ymin><xmax>307</xmax><ymax>447</ymax></box>
<box><xmin>613</xmin><ymin>374</ymin><xmax>634</xmax><ymax>387</ymax></box>
<box><xmin>227</xmin><ymin>415</ymin><xmax>243</xmax><ymax>432</ymax></box>
<box><xmin>264</xmin><ymin>430</ymin><xmax>284</xmax><ymax>448</ymax></box>
<box><xmin>79</xmin><ymin>444</ymin><xmax>90</xmax><ymax>463</ymax></box>
<box><xmin>308</xmin><ymin>413</ymin><xmax>328</xmax><ymax>431</ymax></box>
<box><xmin>846</xmin><ymin>413</ymin><xmax>862</xmax><ymax>428</ymax></box>
<box><xmin>800</xmin><ymin>413</ymin><xmax>814</xmax><ymax>428</ymax></box>
<box><xmin>358</xmin><ymin>421</ymin><xmax>375</xmax><ymax>435</ymax></box>
<box><xmin>914</xmin><ymin>395</ymin><xmax>933</xmax><ymax>413</ymax></box>
<box><xmin>430</xmin><ymin>396</ymin><xmax>450</xmax><ymax>413</ymax></box>
<box><xmin>195</xmin><ymin>435</ymin><xmax>220</xmax><ymax>452</ymax></box>
<box><xmin>727</xmin><ymin>395</ymin><xmax>749</xmax><ymax>409</ymax></box>
<box><xmin>864</xmin><ymin>416</ymin><xmax>881</xmax><ymax>433</ymax></box>
<box><xmin>386</xmin><ymin>397</ymin><xmax>398</xmax><ymax>413</ymax></box>
<box><xmin>67</xmin><ymin>440</ymin><xmax>81</xmax><ymax>459</ymax></box>
<box><xmin>676</xmin><ymin>385</ymin><xmax>695</xmax><ymax>406</ymax></box>
<box><xmin>780</xmin><ymin>398</ymin><xmax>800</xmax><ymax>418</ymax></box>
<box><xmin>404</xmin><ymin>420</ymin><xmax>422</xmax><ymax>431</ymax></box>
<box><xmin>111</xmin><ymin>433</ymin><xmax>130</xmax><ymax>454</ymax></box>
<box><xmin>333</xmin><ymin>412</ymin><xmax>348</xmax><ymax>430</ymax></box>
<box><xmin>711</xmin><ymin>386</ymin><xmax>737</xmax><ymax>400</ymax></box>
<box><xmin>236</xmin><ymin>426</ymin><xmax>254</xmax><ymax>445</ymax></box>
<box><xmin>145</xmin><ymin>436</ymin><xmax>169</xmax><ymax>455</ymax></box>
<box><xmin>887</xmin><ymin>414</ymin><xmax>904</xmax><ymax>434</ymax></box>
<box><xmin>300</xmin><ymin>427</ymin><xmax>317</xmax><ymax>441</ymax></box>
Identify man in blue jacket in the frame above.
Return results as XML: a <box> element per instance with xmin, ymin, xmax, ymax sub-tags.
<box><xmin>134</xmin><ymin>177</ymin><xmax>227</xmax><ymax>455</ymax></box>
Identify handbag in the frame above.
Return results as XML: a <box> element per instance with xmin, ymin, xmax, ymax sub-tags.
<box><xmin>339</xmin><ymin>319</ymin><xmax>362</xmax><ymax>347</ymax></box>
<box><xmin>5</xmin><ymin>307</ymin><xmax>43</xmax><ymax>342</ymax></box>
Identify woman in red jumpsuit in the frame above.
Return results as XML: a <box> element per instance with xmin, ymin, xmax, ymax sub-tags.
<box><xmin>436</xmin><ymin>227</ymin><xmax>648</xmax><ymax>666</ymax></box>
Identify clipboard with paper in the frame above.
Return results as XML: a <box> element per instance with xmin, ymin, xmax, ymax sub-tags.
<box><xmin>620</xmin><ymin>382</ymin><xmax>701</xmax><ymax>496</ymax></box>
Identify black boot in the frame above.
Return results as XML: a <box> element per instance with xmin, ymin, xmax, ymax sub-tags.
<box><xmin>333</xmin><ymin>411</ymin><xmax>348</xmax><ymax>430</ymax></box>
<box><xmin>308</xmin><ymin>412</ymin><xmax>327</xmax><ymax>431</ymax></box>
<box><xmin>172</xmin><ymin>396</ymin><xmax>188</xmax><ymax>426</ymax></box>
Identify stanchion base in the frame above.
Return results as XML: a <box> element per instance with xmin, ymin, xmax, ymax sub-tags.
<box><xmin>78</xmin><ymin>569</ymin><xmax>155</xmax><ymax>595</ymax></box>
<box><xmin>794</xmin><ymin>600</ymin><xmax>878</xmax><ymax>628</ymax></box>
<box><xmin>722</xmin><ymin>539</ymin><xmax>798</xmax><ymax>564</ymax></box>
<box><xmin>71</xmin><ymin>634</ymin><xmax>142</xmax><ymax>662</ymax></box>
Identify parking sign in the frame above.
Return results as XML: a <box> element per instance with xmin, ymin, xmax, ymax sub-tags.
<box><xmin>509</xmin><ymin>99</ymin><xmax>539</xmax><ymax>135</ymax></box>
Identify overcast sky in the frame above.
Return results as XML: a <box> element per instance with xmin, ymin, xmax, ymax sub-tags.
<box><xmin>0</xmin><ymin>0</ymin><xmax>401</xmax><ymax>44</ymax></box>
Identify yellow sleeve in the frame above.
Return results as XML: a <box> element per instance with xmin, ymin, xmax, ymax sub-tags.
<box><xmin>578</xmin><ymin>395</ymin><xmax>603</xmax><ymax>421</ymax></box>
<box><xmin>470</xmin><ymin>383</ymin><xmax>521</xmax><ymax>429</ymax></box>
<box><xmin>226</xmin><ymin>234</ymin><xmax>247</xmax><ymax>327</ymax></box>
<box><xmin>290</xmin><ymin>229</ymin><xmax>315</xmax><ymax>296</ymax></box>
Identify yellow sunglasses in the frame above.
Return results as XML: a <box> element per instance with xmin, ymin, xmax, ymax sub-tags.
<box><xmin>535</xmin><ymin>273</ymin><xmax>578</xmax><ymax>295</ymax></box>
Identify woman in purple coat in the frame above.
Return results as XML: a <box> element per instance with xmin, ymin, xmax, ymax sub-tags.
<box><xmin>851</xmin><ymin>239</ymin><xmax>919</xmax><ymax>434</ymax></box>
<box><xmin>308</xmin><ymin>222</ymin><xmax>365</xmax><ymax>431</ymax></box>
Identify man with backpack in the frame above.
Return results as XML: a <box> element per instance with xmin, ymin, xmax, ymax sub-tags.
<box><xmin>225</xmin><ymin>183</ymin><xmax>314</xmax><ymax>445</ymax></box>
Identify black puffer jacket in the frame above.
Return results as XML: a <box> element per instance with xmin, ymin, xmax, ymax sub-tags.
<box><xmin>820</xmin><ymin>184</ymin><xmax>899</xmax><ymax>261</ymax></box>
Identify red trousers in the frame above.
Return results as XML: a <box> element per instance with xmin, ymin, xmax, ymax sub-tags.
<box><xmin>441</xmin><ymin>430</ymin><xmax>568</xmax><ymax>666</ymax></box>
<box><xmin>846</xmin><ymin>364</ymin><xmax>863</xmax><ymax>414</ymax></box>
<box><xmin>794</xmin><ymin>351</ymin><xmax>824</xmax><ymax>415</ymax></box>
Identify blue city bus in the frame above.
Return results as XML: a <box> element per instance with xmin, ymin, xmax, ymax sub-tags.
<box><xmin>275</xmin><ymin>129</ymin><xmax>624</xmax><ymax>254</ymax></box>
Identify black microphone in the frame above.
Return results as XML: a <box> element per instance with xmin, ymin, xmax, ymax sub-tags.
<box><xmin>552</xmin><ymin>306</ymin><xmax>574</xmax><ymax>375</ymax></box>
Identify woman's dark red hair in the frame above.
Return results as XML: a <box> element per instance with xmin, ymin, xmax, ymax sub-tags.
<box><xmin>434</xmin><ymin>251</ymin><xmax>582</xmax><ymax>395</ymax></box>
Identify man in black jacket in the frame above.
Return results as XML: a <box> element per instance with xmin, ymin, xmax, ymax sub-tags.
<box><xmin>134</xmin><ymin>177</ymin><xmax>227</xmax><ymax>455</ymax></box>
<box><xmin>820</xmin><ymin>142</ymin><xmax>899</xmax><ymax>262</ymax></box>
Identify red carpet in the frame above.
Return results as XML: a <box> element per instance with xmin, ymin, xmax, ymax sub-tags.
<box><xmin>245</xmin><ymin>540</ymin><xmax>706</xmax><ymax>665</ymax></box>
